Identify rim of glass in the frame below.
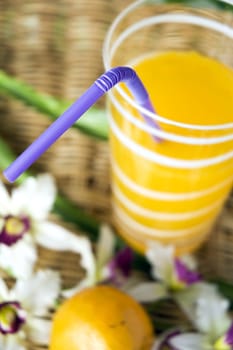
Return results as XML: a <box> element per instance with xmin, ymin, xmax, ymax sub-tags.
<box><xmin>103</xmin><ymin>0</ymin><xmax>233</xmax><ymax>131</ymax></box>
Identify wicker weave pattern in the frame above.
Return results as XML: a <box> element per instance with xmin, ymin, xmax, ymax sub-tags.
<box><xmin>0</xmin><ymin>0</ymin><xmax>124</xmax><ymax>220</ymax></box>
<box><xmin>0</xmin><ymin>1</ymin><xmax>233</xmax><ymax>348</ymax></box>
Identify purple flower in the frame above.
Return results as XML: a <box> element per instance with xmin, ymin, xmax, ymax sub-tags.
<box><xmin>0</xmin><ymin>215</ymin><xmax>30</xmax><ymax>246</ymax></box>
<box><xmin>224</xmin><ymin>322</ymin><xmax>233</xmax><ymax>348</ymax></box>
<box><xmin>0</xmin><ymin>301</ymin><xmax>26</xmax><ymax>335</ymax></box>
<box><xmin>175</xmin><ymin>258</ymin><xmax>201</xmax><ymax>286</ymax></box>
<box><xmin>108</xmin><ymin>247</ymin><xmax>133</xmax><ymax>286</ymax></box>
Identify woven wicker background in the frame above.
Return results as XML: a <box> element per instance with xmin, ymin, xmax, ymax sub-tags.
<box><xmin>0</xmin><ymin>0</ymin><xmax>131</xmax><ymax>220</ymax></box>
<box><xmin>0</xmin><ymin>1</ymin><xmax>233</xmax><ymax>348</ymax></box>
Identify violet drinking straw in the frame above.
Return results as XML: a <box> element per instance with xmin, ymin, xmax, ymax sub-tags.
<box><xmin>3</xmin><ymin>66</ymin><xmax>159</xmax><ymax>183</ymax></box>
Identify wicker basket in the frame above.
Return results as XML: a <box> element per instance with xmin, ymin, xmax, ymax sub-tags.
<box><xmin>0</xmin><ymin>0</ymin><xmax>233</xmax><ymax>349</ymax></box>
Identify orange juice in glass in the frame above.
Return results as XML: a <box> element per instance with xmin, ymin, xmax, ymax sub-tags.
<box><xmin>103</xmin><ymin>0</ymin><xmax>233</xmax><ymax>255</ymax></box>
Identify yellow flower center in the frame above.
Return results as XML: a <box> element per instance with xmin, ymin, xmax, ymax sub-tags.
<box><xmin>5</xmin><ymin>217</ymin><xmax>25</xmax><ymax>236</ymax></box>
<box><xmin>0</xmin><ymin>305</ymin><xmax>16</xmax><ymax>328</ymax></box>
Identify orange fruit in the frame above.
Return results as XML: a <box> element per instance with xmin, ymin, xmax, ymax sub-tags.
<box><xmin>49</xmin><ymin>285</ymin><xmax>154</xmax><ymax>350</ymax></box>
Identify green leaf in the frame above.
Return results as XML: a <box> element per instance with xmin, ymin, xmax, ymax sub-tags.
<box><xmin>0</xmin><ymin>70</ymin><xmax>109</xmax><ymax>140</ymax></box>
<box><xmin>76</xmin><ymin>107</ymin><xmax>109</xmax><ymax>139</ymax></box>
<box><xmin>0</xmin><ymin>138</ymin><xmax>28</xmax><ymax>183</ymax></box>
<box><xmin>146</xmin><ymin>0</ymin><xmax>232</xmax><ymax>11</ymax></box>
<box><xmin>54</xmin><ymin>194</ymin><xmax>99</xmax><ymax>240</ymax></box>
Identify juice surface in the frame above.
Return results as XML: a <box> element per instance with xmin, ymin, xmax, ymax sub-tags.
<box><xmin>110</xmin><ymin>51</ymin><xmax>233</xmax><ymax>254</ymax></box>
<box><xmin>135</xmin><ymin>51</ymin><xmax>233</xmax><ymax>126</ymax></box>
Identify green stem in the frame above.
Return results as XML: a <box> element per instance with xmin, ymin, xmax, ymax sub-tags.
<box><xmin>0</xmin><ymin>137</ymin><xmax>100</xmax><ymax>238</ymax></box>
<box><xmin>0</xmin><ymin>70</ymin><xmax>109</xmax><ymax>140</ymax></box>
<box><xmin>0</xmin><ymin>138</ymin><xmax>27</xmax><ymax>183</ymax></box>
<box><xmin>154</xmin><ymin>0</ymin><xmax>232</xmax><ymax>11</ymax></box>
<box><xmin>54</xmin><ymin>195</ymin><xmax>99</xmax><ymax>240</ymax></box>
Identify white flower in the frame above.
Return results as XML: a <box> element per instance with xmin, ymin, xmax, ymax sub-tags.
<box><xmin>128</xmin><ymin>242</ymin><xmax>218</xmax><ymax>322</ymax></box>
<box><xmin>0</xmin><ymin>236</ymin><xmax>37</xmax><ymax>278</ymax></box>
<box><xmin>0</xmin><ymin>269</ymin><xmax>61</xmax><ymax>349</ymax></box>
<box><xmin>63</xmin><ymin>224</ymin><xmax>137</xmax><ymax>298</ymax></box>
<box><xmin>170</xmin><ymin>333</ymin><xmax>206</xmax><ymax>350</ymax></box>
<box><xmin>0</xmin><ymin>335</ymin><xmax>26</xmax><ymax>350</ymax></box>
<box><xmin>0</xmin><ymin>174</ymin><xmax>93</xmax><ymax>279</ymax></box>
<box><xmin>62</xmin><ymin>224</ymin><xmax>115</xmax><ymax>297</ymax></box>
<box><xmin>151</xmin><ymin>330</ymin><xmax>183</xmax><ymax>350</ymax></box>
<box><xmin>146</xmin><ymin>242</ymin><xmax>200</xmax><ymax>289</ymax></box>
<box><xmin>147</xmin><ymin>243</ymin><xmax>175</xmax><ymax>286</ymax></box>
<box><xmin>170</xmin><ymin>292</ymin><xmax>233</xmax><ymax>350</ymax></box>
<box><xmin>174</xmin><ymin>281</ymin><xmax>220</xmax><ymax>325</ymax></box>
<box><xmin>195</xmin><ymin>293</ymin><xmax>231</xmax><ymax>339</ymax></box>
<box><xmin>129</xmin><ymin>282</ymin><xmax>167</xmax><ymax>303</ymax></box>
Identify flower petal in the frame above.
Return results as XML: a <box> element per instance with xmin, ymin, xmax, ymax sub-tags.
<box><xmin>36</xmin><ymin>221</ymin><xmax>95</xmax><ymax>279</ymax></box>
<box><xmin>146</xmin><ymin>242</ymin><xmax>175</xmax><ymax>285</ymax></box>
<box><xmin>27</xmin><ymin>317</ymin><xmax>51</xmax><ymax>345</ymax></box>
<box><xmin>170</xmin><ymin>333</ymin><xmax>204</xmax><ymax>350</ymax></box>
<box><xmin>128</xmin><ymin>282</ymin><xmax>168</xmax><ymax>302</ymax></box>
<box><xmin>180</xmin><ymin>255</ymin><xmax>197</xmax><ymax>271</ymax></box>
<box><xmin>225</xmin><ymin>322</ymin><xmax>233</xmax><ymax>347</ymax></box>
<box><xmin>0</xmin><ymin>335</ymin><xmax>26</xmax><ymax>350</ymax></box>
<box><xmin>152</xmin><ymin>330</ymin><xmax>181</xmax><ymax>350</ymax></box>
<box><xmin>0</xmin><ymin>237</ymin><xmax>37</xmax><ymax>278</ymax></box>
<box><xmin>174</xmin><ymin>282</ymin><xmax>219</xmax><ymax>325</ymax></box>
<box><xmin>121</xmin><ymin>272</ymin><xmax>148</xmax><ymax>291</ymax></box>
<box><xmin>174</xmin><ymin>259</ymin><xmax>201</xmax><ymax>286</ymax></box>
<box><xmin>0</xmin><ymin>181</ymin><xmax>11</xmax><ymax>215</ymax></box>
<box><xmin>96</xmin><ymin>224</ymin><xmax>115</xmax><ymax>269</ymax></box>
<box><xmin>14</xmin><ymin>270</ymin><xmax>61</xmax><ymax>316</ymax></box>
<box><xmin>108</xmin><ymin>247</ymin><xmax>133</xmax><ymax>282</ymax></box>
<box><xmin>11</xmin><ymin>174</ymin><xmax>56</xmax><ymax>219</ymax></box>
<box><xmin>195</xmin><ymin>292</ymin><xmax>231</xmax><ymax>338</ymax></box>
